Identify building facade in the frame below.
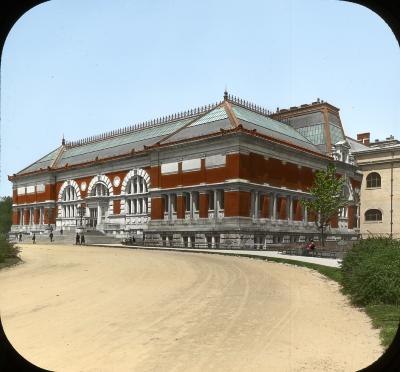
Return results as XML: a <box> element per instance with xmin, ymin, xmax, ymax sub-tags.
<box><xmin>352</xmin><ymin>133</ymin><xmax>400</xmax><ymax>239</ymax></box>
<box><xmin>9</xmin><ymin>93</ymin><xmax>362</xmax><ymax>247</ymax></box>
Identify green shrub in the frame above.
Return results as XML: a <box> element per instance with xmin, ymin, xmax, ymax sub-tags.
<box><xmin>341</xmin><ymin>238</ymin><xmax>400</xmax><ymax>306</ymax></box>
<box><xmin>0</xmin><ymin>234</ymin><xmax>19</xmax><ymax>263</ymax></box>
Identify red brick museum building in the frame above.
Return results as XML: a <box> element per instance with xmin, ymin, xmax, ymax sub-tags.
<box><xmin>9</xmin><ymin>92</ymin><xmax>363</xmax><ymax>247</ymax></box>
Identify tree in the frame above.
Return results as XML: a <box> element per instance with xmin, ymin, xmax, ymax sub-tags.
<box><xmin>0</xmin><ymin>196</ymin><xmax>12</xmax><ymax>235</ymax></box>
<box><xmin>301</xmin><ymin>164</ymin><xmax>348</xmax><ymax>247</ymax></box>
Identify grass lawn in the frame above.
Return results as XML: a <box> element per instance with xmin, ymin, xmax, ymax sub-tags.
<box><xmin>365</xmin><ymin>304</ymin><xmax>400</xmax><ymax>347</ymax></box>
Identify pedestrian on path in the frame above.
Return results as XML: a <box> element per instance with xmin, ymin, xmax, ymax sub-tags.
<box><xmin>80</xmin><ymin>234</ymin><xmax>85</xmax><ymax>246</ymax></box>
<box><xmin>306</xmin><ymin>239</ymin><xmax>316</xmax><ymax>256</ymax></box>
<box><xmin>18</xmin><ymin>233</ymin><xmax>22</xmax><ymax>242</ymax></box>
<box><xmin>49</xmin><ymin>232</ymin><xmax>54</xmax><ymax>242</ymax></box>
<box><xmin>32</xmin><ymin>233</ymin><xmax>36</xmax><ymax>244</ymax></box>
<box><xmin>76</xmin><ymin>233</ymin><xmax>80</xmax><ymax>245</ymax></box>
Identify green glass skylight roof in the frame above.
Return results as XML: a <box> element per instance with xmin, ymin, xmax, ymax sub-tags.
<box><xmin>62</xmin><ymin>118</ymin><xmax>192</xmax><ymax>159</ymax></box>
<box><xmin>329</xmin><ymin>124</ymin><xmax>345</xmax><ymax>145</ymax></box>
<box><xmin>188</xmin><ymin>106</ymin><xmax>228</xmax><ymax>127</ymax></box>
<box><xmin>297</xmin><ymin>124</ymin><xmax>326</xmax><ymax>145</ymax></box>
<box><xmin>232</xmin><ymin>105</ymin><xmax>319</xmax><ymax>150</ymax></box>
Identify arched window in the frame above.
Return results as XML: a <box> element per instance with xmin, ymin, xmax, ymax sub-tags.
<box><xmin>126</xmin><ymin>176</ymin><xmax>147</xmax><ymax>195</ymax></box>
<box><xmin>62</xmin><ymin>185</ymin><xmax>77</xmax><ymax>201</ymax></box>
<box><xmin>366</xmin><ymin>172</ymin><xmax>381</xmax><ymax>188</ymax></box>
<box><xmin>91</xmin><ymin>183</ymin><xmax>109</xmax><ymax>196</ymax></box>
<box><xmin>365</xmin><ymin>209</ymin><xmax>382</xmax><ymax>222</ymax></box>
<box><xmin>125</xmin><ymin>175</ymin><xmax>149</xmax><ymax>215</ymax></box>
<box><xmin>60</xmin><ymin>185</ymin><xmax>79</xmax><ymax>219</ymax></box>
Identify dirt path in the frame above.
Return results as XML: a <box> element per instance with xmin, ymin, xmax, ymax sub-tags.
<box><xmin>0</xmin><ymin>244</ymin><xmax>382</xmax><ymax>371</ymax></box>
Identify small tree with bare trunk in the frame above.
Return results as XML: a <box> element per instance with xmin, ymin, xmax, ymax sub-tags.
<box><xmin>301</xmin><ymin>164</ymin><xmax>348</xmax><ymax>247</ymax></box>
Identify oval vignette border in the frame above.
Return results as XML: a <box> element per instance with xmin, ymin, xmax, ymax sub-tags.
<box><xmin>0</xmin><ymin>1</ymin><xmax>399</xmax><ymax>371</ymax></box>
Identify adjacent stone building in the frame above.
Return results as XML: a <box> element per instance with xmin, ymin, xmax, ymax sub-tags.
<box><xmin>352</xmin><ymin>133</ymin><xmax>400</xmax><ymax>238</ymax></box>
<box><xmin>9</xmin><ymin>93</ymin><xmax>362</xmax><ymax>247</ymax></box>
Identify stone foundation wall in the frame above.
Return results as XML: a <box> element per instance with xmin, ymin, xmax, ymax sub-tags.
<box><xmin>144</xmin><ymin>229</ymin><xmax>359</xmax><ymax>249</ymax></box>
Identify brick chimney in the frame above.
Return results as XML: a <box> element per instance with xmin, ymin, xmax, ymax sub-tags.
<box><xmin>357</xmin><ymin>132</ymin><xmax>370</xmax><ymax>145</ymax></box>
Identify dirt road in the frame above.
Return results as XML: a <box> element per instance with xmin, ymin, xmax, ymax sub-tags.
<box><xmin>0</xmin><ymin>244</ymin><xmax>382</xmax><ymax>371</ymax></box>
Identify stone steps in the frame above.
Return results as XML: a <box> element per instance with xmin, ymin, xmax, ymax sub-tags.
<box><xmin>14</xmin><ymin>231</ymin><xmax>121</xmax><ymax>245</ymax></box>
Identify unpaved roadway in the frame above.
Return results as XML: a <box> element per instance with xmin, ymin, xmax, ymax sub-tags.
<box><xmin>0</xmin><ymin>244</ymin><xmax>382</xmax><ymax>371</ymax></box>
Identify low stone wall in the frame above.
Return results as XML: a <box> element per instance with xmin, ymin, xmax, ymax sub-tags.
<box><xmin>144</xmin><ymin>231</ymin><xmax>358</xmax><ymax>251</ymax></box>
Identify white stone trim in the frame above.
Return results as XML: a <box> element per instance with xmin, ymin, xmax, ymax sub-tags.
<box><xmin>58</xmin><ymin>180</ymin><xmax>82</xmax><ymax>201</ymax></box>
<box><xmin>17</xmin><ymin>187</ymin><xmax>25</xmax><ymax>195</ymax></box>
<box><xmin>182</xmin><ymin>158</ymin><xmax>201</xmax><ymax>172</ymax></box>
<box><xmin>87</xmin><ymin>175</ymin><xmax>113</xmax><ymax>196</ymax></box>
<box><xmin>87</xmin><ymin>175</ymin><xmax>114</xmax><ymax>216</ymax></box>
<box><xmin>120</xmin><ymin>168</ymin><xmax>151</xmax><ymax>217</ymax></box>
<box><xmin>205</xmin><ymin>154</ymin><xmax>226</xmax><ymax>169</ymax></box>
<box><xmin>57</xmin><ymin>180</ymin><xmax>82</xmax><ymax>218</ymax></box>
<box><xmin>161</xmin><ymin>162</ymin><xmax>179</xmax><ymax>174</ymax></box>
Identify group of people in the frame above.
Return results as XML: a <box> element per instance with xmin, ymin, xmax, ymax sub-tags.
<box><xmin>75</xmin><ymin>233</ymin><xmax>85</xmax><ymax>245</ymax></box>
<box><xmin>29</xmin><ymin>232</ymin><xmax>52</xmax><ymax>243</ymax></box>
<box><xmin>18</xmin><ymin>229</ymin><xmax>85</xmax><ymax>245</ymax></box>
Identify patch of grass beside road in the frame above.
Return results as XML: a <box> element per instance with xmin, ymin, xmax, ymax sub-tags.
<box><xmin>264</xmin><ymin>256</ymin><xmax>342</xmax><ymax>283</ymax></box>
<box><xmin>365</xmin><ymin>304</ymin><xmax>400</xmax><ymax>347</ymax></box>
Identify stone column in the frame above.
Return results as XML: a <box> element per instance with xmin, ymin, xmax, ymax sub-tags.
<box><xmin>168</xmin><ymin>194</ymin><xmax>171</xmax><ymax>220</ymax></box>
<box><xmin>288</xmin><ymin>196</ymin><xmax>293</xmax><ymax>222</ymax></box>
<box><xmin>171</xmin><ymin>194</ymin><xmax>176</xmax><ymax>217</ymax></box>
<box><xmin>356</xmin><ymin>205</ymin><xmax>360</xmax><ymax>228</ymax></box>
<box><xmin>272</xmin><ymin>193</ymin><xmax>277</xmax><ymax>220</ymax></box>
<box><xmin>190</xmin><ymin>192</ymin><xmax>193</xmax><ymax>219</ymax></box>
<box><xmin>214</xmin><ymin>189</ymin><xmax>218</xmax><ymax>219</ymax></box>
<box><xmin>303</xmin><ymin>205</ymin><xmax>308</xmax><ymax>224</ymax></box>
<box><xmin>254</xmin><ymin>191</ymin><xmax>259</xmax><ymax>219</ymax></box>
<box><xmin>97</xmin><ymin>204</ymin><xmax>102</xmax><ymax>226</ymax></box>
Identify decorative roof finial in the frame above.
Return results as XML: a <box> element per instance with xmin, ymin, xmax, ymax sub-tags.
<box><xmin>224</xmin><ymin>87</ymin><xmax>228</xmax><ymax>101</ymax></box>
<box><xmin>62</xmin><ymin>134</ymin><xmax>65</xmax><ymax>146</ymax></box>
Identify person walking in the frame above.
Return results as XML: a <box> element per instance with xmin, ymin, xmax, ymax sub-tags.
<box><xmin>18</xmin><ymin>233</ymin><xmax>22</xmax><ymax>242</ymax></box>
<box><xmin>32</xmin><ymin>233</ymin><xmax>36</xmax><ymax>244</ymax></box>
<box><xmin>76</xmin><ymin>233</ymin><xmax>80</xmax><ymax>245</ymax></box>
<box><xmin>80</xmin><ymin>234</ymin><xmax>85</xmax><ymax>246</ymax></box>
<box><xmin>60</xmin><ymin>228</ymin><xmax>63</xmax><ymax>235</ymax></box>
<box><xmin>49</xmin><ymin>232</ymin><xmax>54</xmax><ymax>242</ymax></box>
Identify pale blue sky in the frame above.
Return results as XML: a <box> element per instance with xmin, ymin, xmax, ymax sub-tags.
<box><xmin>1</xmin><ymin>0</ymin><xmax>400</xmax><ymax>196</ymax></box>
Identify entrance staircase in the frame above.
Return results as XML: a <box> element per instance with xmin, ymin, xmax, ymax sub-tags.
<box><xmin>15</xmin><ymin>229</ymin><xmax>121</xmax><ymax>245</ymax></box>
